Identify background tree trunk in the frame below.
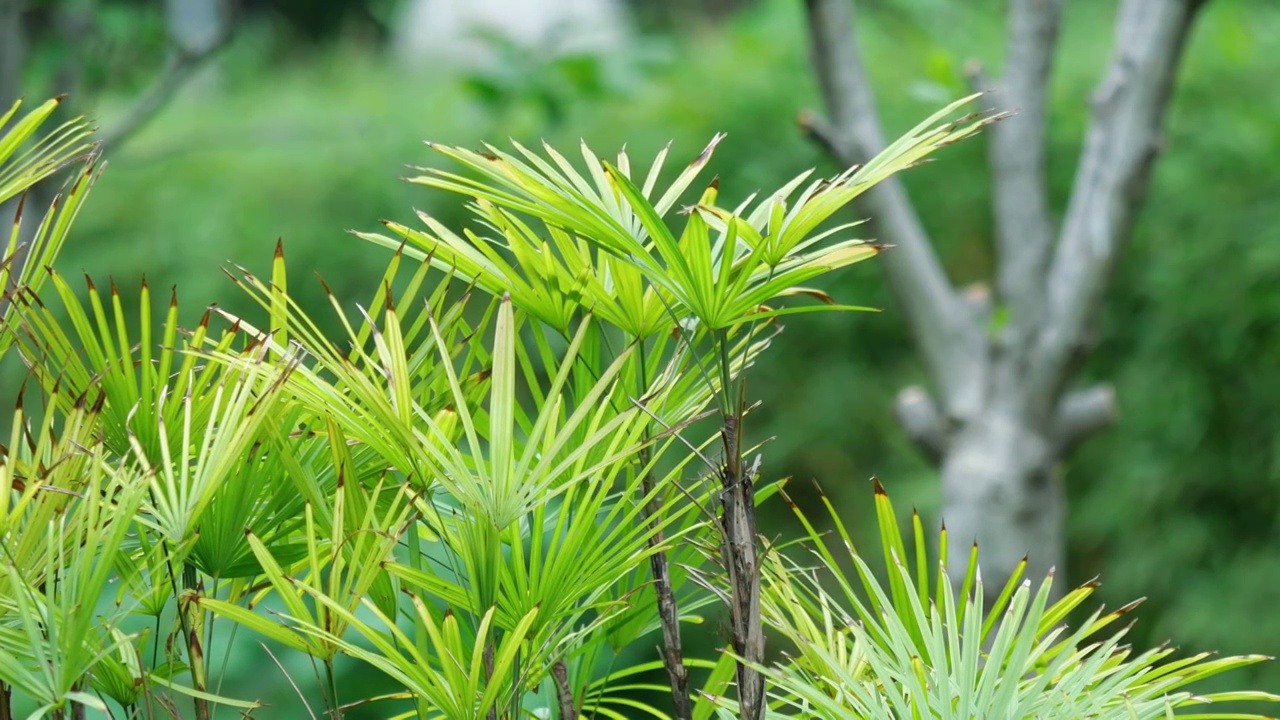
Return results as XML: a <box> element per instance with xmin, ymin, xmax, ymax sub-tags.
<box><xmin>803</xmin><ymin>0</ymin><xmax>1207</xmax><ymax>604</ymax></box>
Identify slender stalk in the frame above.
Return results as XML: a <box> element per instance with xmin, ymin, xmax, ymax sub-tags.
<box><xmin>405</xmin><ymin>521</ymin><xmax>431</xmax><ymax>720</ymax></box>
<box><xmin>714</xmin><ymin>331</ymin><xmax>764</xmax><ymax>720</ymax></box>
<box><xmin>323</xmin><ymin>658</ymin><xmax>342</xmax><ymax>720</ymax></box>
<box><xmin>180</xmin><ymin>565</ymin><xmax>210</xmax><ymax>720</ymax></box>
<box><xmin>551</xmin><ymin>660</ymin><xmax>578</xmax><ymax>720</ymax></box>
<box><xmin>0</xmin><ymin>682</ymin><xmax>11</xmax><ymax>720</ymax></box>
<box><xmin>482</xmin><ymin>644</ymin><xmax>497</xmax><ymax>720</ymax></box>
<box><xmin>634</xmin><ymin>341</ymin><xmax>693</xmax><ymax>720</ymax></box>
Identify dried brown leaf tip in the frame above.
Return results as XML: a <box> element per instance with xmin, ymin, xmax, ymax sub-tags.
<box><xmin>314</xmin><ymin>273</ymin><xmax>333</xmax><ymax>297</ymax></box>
<box><xmin>692</xmin><ymin>132</ymin><xmax>727</xmax><ymax>169</ymax></box>
<box><xmin>11</xmin><ymin>193</ymin><xmax>26</xmax><ymax>225</ymax></box>
<box><xmin>1112</xmin><ymin>598</ymin><xmax>1145</xmax><ymax>617</ymax></box>
<box><xmin>872</xmin><ymin>477</ymin><xmax>887</xmax><ymax>496</ymax></box>
<box><xmin>790</xmin><ymin>288</ymin><xmax>837</xmax><ymax>305</ymax></box>
<box><xmin>274</xmin><ymin>238</ymin><xmax>284</xmax><ymax>259</ymax></box>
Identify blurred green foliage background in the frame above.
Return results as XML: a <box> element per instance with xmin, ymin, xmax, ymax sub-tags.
<box><xmin>9</xmin><ymin>0</ymin><xmax>1280</xmax><ymax>714</ymax></box>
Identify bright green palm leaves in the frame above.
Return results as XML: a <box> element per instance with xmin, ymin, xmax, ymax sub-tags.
<box><xmin>0</xmin><ymin>98</ymin><xmax>97</xmax><ymax>358</ymax></box>
<box><xmin>0</xmin><ymin>98</ymin><xmax>95</xmax><ymax>205</ymax></box>
<box><xmin>0</xmin><ymin>90</ymin><xmax>1270</xmax><ymax>720</ymax></box>
<box><xmin>363</xmin><ymin>94</ymin><xmax>994</xmax><ymax>336</ymax></box>
<box><xmin>754</xmin><ymin>482</ymin><xmax>1280</xmax><ymax>719</ymax></box>
<box><xmin>206</xmin><ymin>244</ymin><xmax>710</xmax><ymax>717</ymax></box>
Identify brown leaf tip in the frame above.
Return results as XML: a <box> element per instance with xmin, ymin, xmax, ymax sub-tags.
<box><xmin>274</xmin><ymin>238</ymin><xmax>284</xmax><ymax>258</ymax></box>
<box><xmin>871</xmin><ymin>477</ymin><xmax>886</xmax><ymax>496</ymax></box>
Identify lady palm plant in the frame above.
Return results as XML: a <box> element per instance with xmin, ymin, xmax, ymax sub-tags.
<box><xmin>0</xmin><ymin>92</ymin><xmax>1273</xmax><ymax>720</ymax></box>
<box><xmin>751</xmin><ymin>481</ymin><xmax>1279</xmax><ymax>719</ymax></box>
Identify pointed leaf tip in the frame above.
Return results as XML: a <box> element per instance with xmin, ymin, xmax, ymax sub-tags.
<box><xmin>691</xmin><ymin>135</ymin><xmax>724</xmax><ymax>170</ymax></box>
<box><xmin>872</xmin><ymin>477</ymin><xmax>886</xmax><ymax>495</ymax></box>
<box><xmin>274</xmin><ymin>238</ymin><xmax>284</xmax><ymax>258</ymax></box>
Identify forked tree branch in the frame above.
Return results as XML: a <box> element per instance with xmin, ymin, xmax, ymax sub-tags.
<box><xmin>801</xmin><ymin>0</ymin><xmax>983</xmax><ymax>416</ymax></box>
<box><xmin>1029</xmin><ymin>0</ymin><xmax>1209</xmax><ymax>414</ymax></box>
<box><xmin>987</xmin><ymin>0</ymin><xmax>1064</xmax><ymax>312</ymax></box>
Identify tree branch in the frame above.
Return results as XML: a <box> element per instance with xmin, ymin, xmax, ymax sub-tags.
<box><xmin>1050</xmin><ymin>383</ymin><xmax>1116</xmax><ymax>455</ymax></box>
<box><xmin>1030</xmin><ymin>0</ymin><xmax>1208</xmax><ymax>411</ymax></box>
<box><xmin>894</xmin><ymin>385</ymin><xmax>948</xmax><ymax>462</ymax></box>
<box><xmin>801</xmin><ymin>0</ymin><xmax>983</xmax><ymax>416</ymax></box>
<box><xmin>98</xmin><ymin>12</ymin><xmax>234</xmax><ymax>155</ymax></box>
<box><xmin>988</xmin><ymin>0</ymin><xmax>1064</xmax><ymax>311</ymax></box>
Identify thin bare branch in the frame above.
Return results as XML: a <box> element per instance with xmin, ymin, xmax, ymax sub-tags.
<box><xmin>98</xmin><ymin>23</ymin><xmax>234</xmax><ymax>153</ymax></box>
<box><xmin>801</xmin><ymin>0</ymin><xmax>982</xmax><ymax>415</ymax></box>
<box><xmin>988</xmin><ymin>0</ymin><xmax>1064</xmax><ymax>311</ymax></box>
<box><xmin>1031</xmin><ymin>0</ymin><xmax>1208</xmax><ymax>412</ymax></box>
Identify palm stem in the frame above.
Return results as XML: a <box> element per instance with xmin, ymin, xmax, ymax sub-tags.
<box><xmin>405</xmin><ymin>521</ymin><xmax>431</xmax><ymax>720</ymax></box>
<box><xmin>635</xmin><ymin>340</ymin><xmax>693</xmax><ymax>720</ymax></box>
<box><xmin>180</xmin><ymin>564</ymin><xmax>210</xmax><ymax>720</ymax></box>
<box><xmin>323</xmin><ymin>658</ymin><xmax>341</xmax><ymax>720</ymax></box>
<box><xmin>714</xmin><ymin>330</ymin><xmax>765</xmax><ymax>720</ymax></box>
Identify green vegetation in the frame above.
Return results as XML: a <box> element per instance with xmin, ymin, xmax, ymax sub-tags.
<box><xmin>51</xmin><ymin>2</ymin><xmax>1280</xmax><ymax>704</ymax></box>
<box><xmin>0</xmin><ymin>63</ymin><xmax>1278</xmax><ymax>719</ymax></box>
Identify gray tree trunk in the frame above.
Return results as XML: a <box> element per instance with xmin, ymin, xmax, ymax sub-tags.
<box><xmin>803</xmin><ymin>0</ymin><xmax>1208</xmax><ymax>604</ymax></box>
